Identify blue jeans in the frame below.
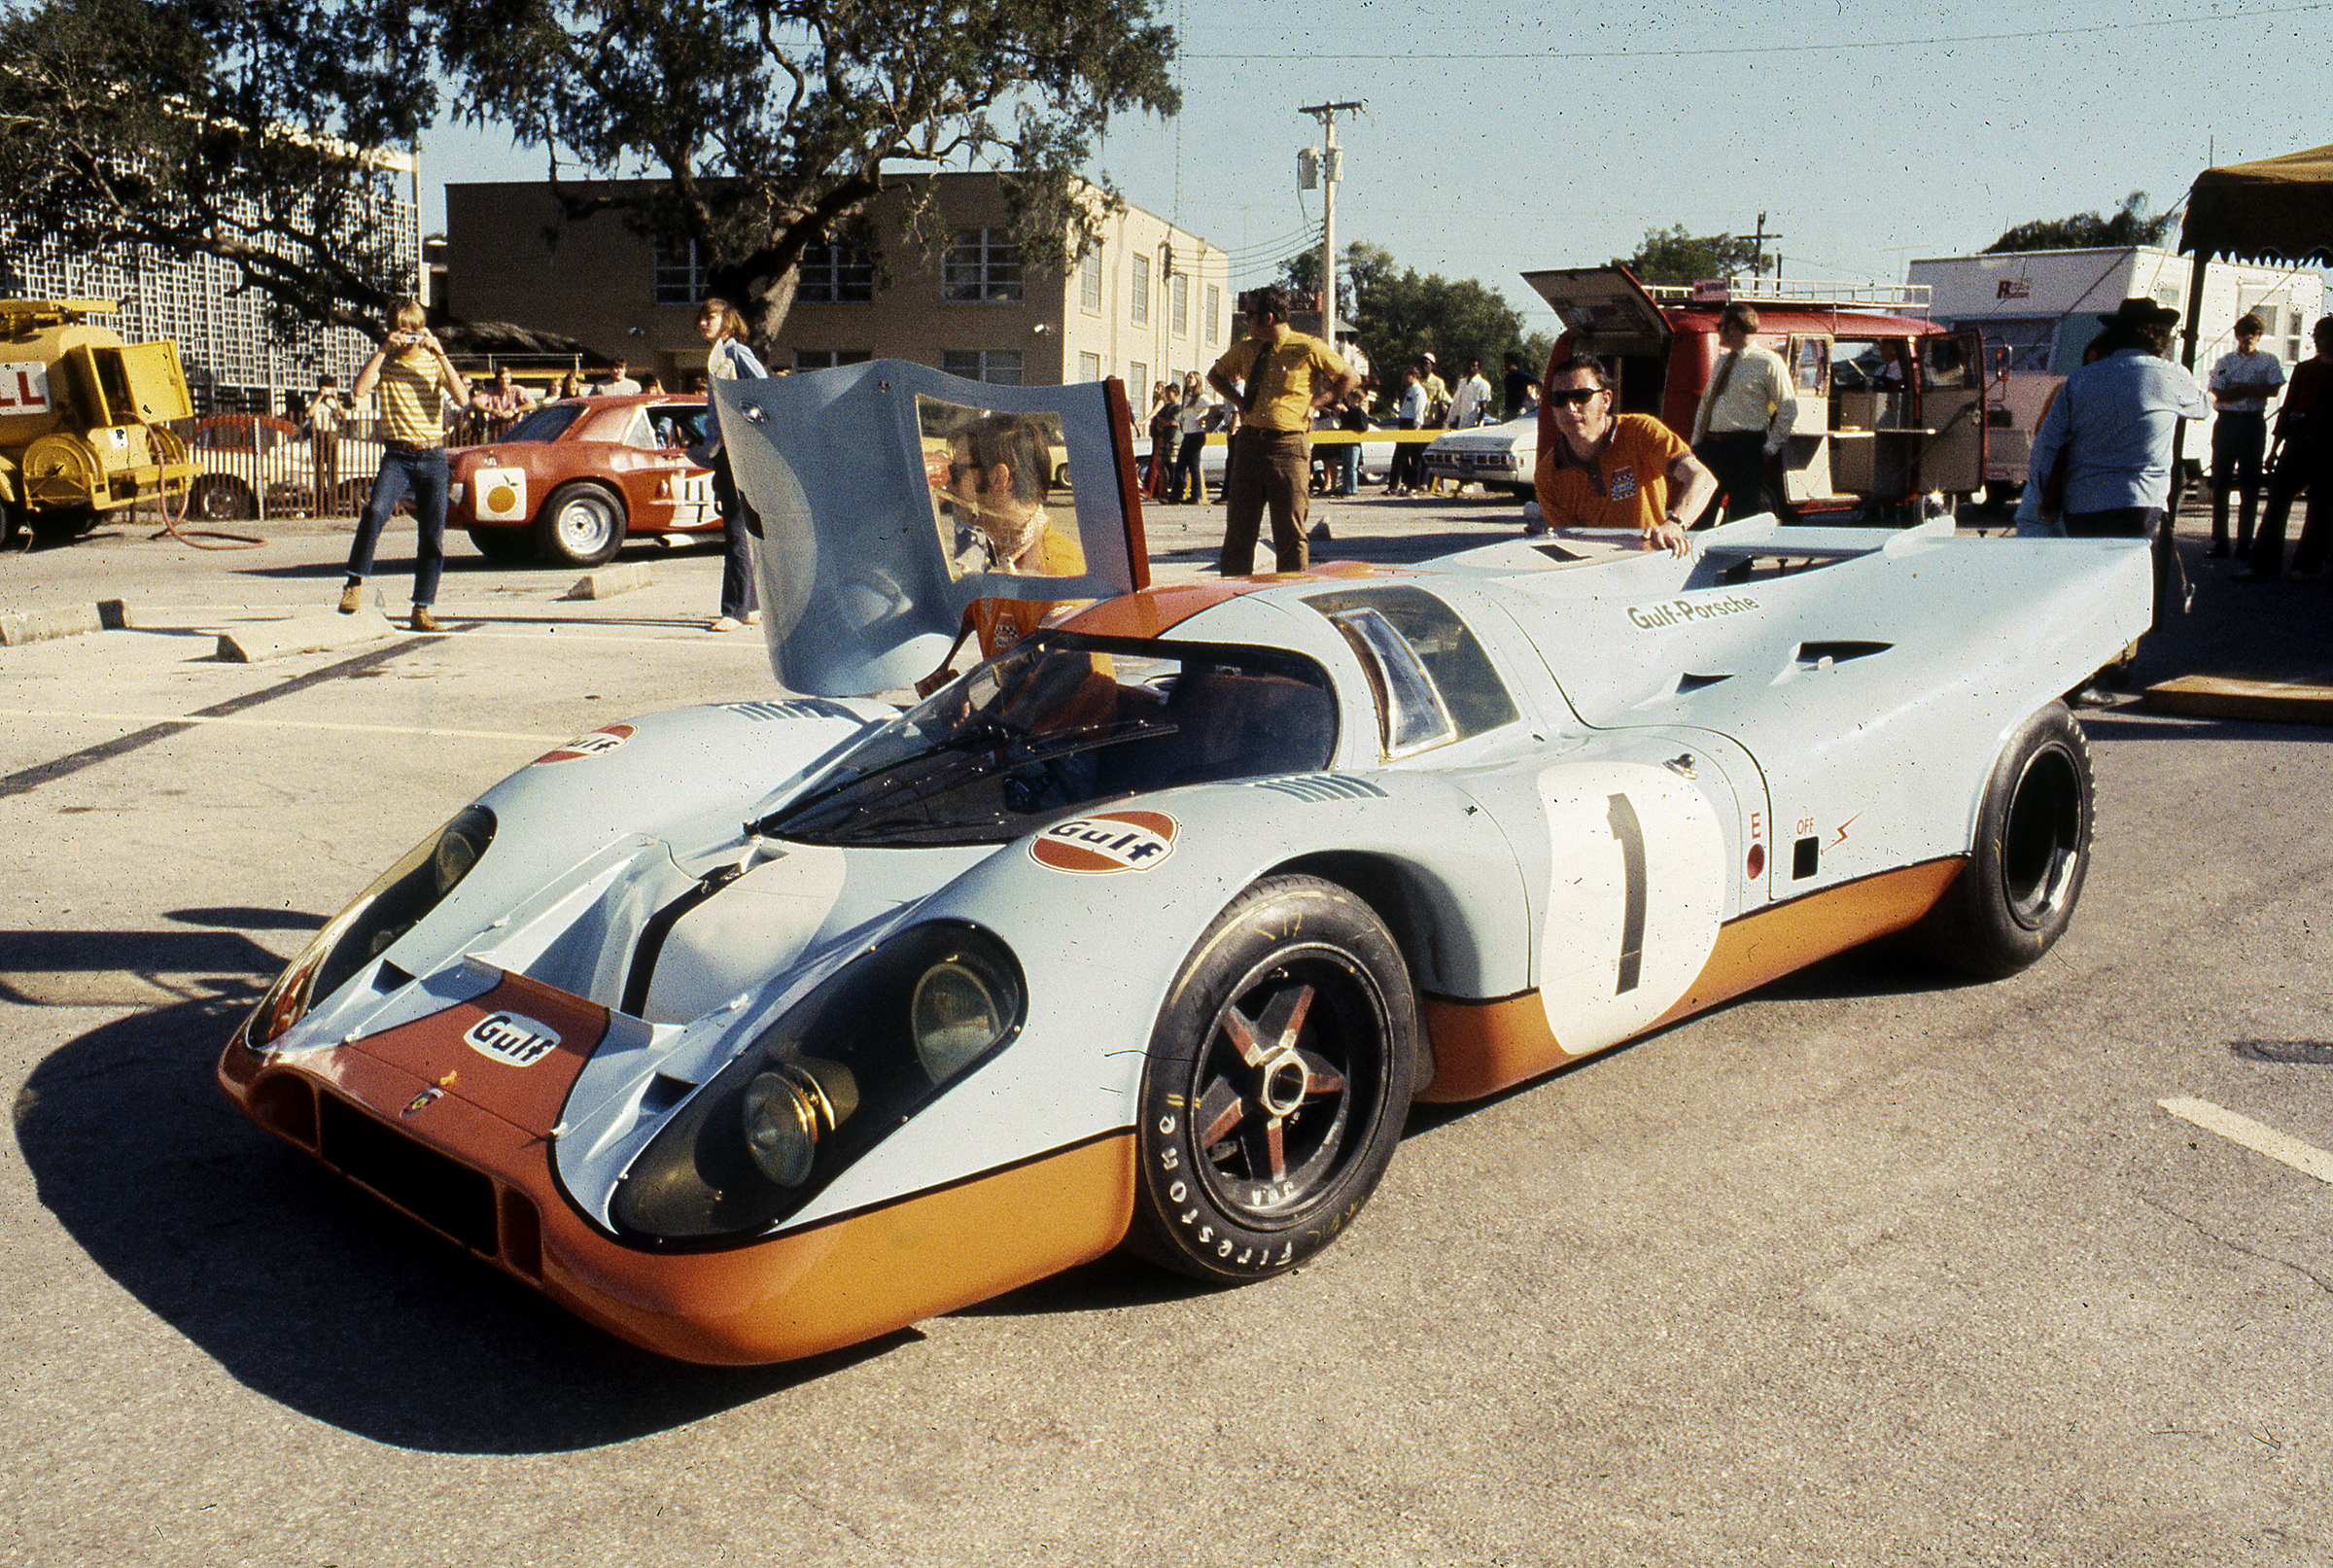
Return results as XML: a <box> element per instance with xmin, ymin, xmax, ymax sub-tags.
<box><xmin>712</xmin><ymin>451</ymin><xmax>760</xmax><ymax>620</ymax></box>
<box><xmin>346</xmin><ymin>445</ymin><xmax>449</xmax><ymax>607</ymax></box>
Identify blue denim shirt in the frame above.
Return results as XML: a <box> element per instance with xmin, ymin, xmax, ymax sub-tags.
<box><xmin>2027</xmin><ymin>348</ymin><xmax>2209</xmax><ymax>513</ymax></box>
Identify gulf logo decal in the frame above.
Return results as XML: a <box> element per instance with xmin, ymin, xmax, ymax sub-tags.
<box><xmin>463</xmin><ymin>1010</ymin><xmax>562</xmax><ymax>1067</ymax></box>
<box><xmin>1029</xmin><ymin>809</ymin><xmax>1178</xmax><ymax>874</ymax></box>
<box><xmin>534</xmin><ymin>723</ymin><xmax>634</xmax><ymax>764</ymax></box>
<box><xmin>471</xmin><ymin>467</ymin><xmax>527</xmax><ymax>521</ymax></box>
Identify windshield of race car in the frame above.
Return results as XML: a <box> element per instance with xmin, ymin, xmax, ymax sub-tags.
<box><xmin>760</xmin><ymin>633</ymin><xmax>1338</xmax><ymax>847</ymax></box>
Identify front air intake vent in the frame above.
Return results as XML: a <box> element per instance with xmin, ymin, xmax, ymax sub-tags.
<box><xmin>1250</xmin><ymin>775</ymin><xmax>1390</xmax><ymax>802</ymax></box>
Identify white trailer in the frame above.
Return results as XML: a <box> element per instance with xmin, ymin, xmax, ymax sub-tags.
<box><xmin>1905</xmin><ymin>246</ymin><xmax>2322</xmax><ymax>502</ymax></box>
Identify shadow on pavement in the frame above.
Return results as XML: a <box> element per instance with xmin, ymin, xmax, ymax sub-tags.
<box><xmin>13</xmin><ymin>923</ymin><xmax>902</xmax><ymax>1452</ymax></box>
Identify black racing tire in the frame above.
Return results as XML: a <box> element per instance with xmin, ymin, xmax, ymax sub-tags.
<box><xmin>1913</xmin><ymin>701</ymin><xmax>2094</xmax><ymax>979</ymax></box>
<box><xmin>467</xmin><ymin>525</ymin><xmax>535</xmax><ymax>563</ymax></box>
<box><xmin>530</xmin><ymin>481</ymin><xmax>625</xmax><ymax>566</ymax></box>
<box><xmin>1127</xmin><ymin>875</ymin><xmax>1415</xmax><ymax>1284</ymax></box>
<box><xmin>188</xmin><ymin>474</ymin><xmax>256</xmax><ymax>522</ymax></box>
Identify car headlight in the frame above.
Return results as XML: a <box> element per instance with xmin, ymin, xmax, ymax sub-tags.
<box><xmin>609</xmin><ymin>922</ymin><xmax>1025</xmax><ymax>1244</ymax></box>
<box><xmin>242</xmin><ymin>805</ymin><xmax>497</xmax><ymax>1050</ymax></box>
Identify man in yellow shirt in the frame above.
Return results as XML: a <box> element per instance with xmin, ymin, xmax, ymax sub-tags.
<box><xmin>338</xmin><ymin>298</ymin><xmax>470</xmax><ymax>632</ymax></box>
<box><xmin>1205</xmin><ymin>286</ymin><xmax>1356</xmax><ymax>574</ymax></box>
<box><xmin>1533</xmin><ymin>355</ymin><xmax>1715</xmax><ymax>555</ymax></box>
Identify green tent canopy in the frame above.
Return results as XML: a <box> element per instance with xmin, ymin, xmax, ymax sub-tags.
<box><xmin>2178</xmin><ymin>143</ymin><xmax>2333</xmax><ymax>265</ymax></box>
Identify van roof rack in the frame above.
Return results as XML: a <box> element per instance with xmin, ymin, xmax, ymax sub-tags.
<box><xmin>1644</xmin><ymin>279</ymin><xmax>1933</xmax><ymax>314</ymax></box>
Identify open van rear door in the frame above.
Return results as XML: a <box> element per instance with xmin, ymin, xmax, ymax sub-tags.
<box><xmin>1914</xmin><ymin>327</ymin><xmax>1987</xmax><ymax>497</ymax></box>
<box><xmin>1519</xmin><ymin>266</ymin><xmax>1674</xmax><ymax>352</ymax></box>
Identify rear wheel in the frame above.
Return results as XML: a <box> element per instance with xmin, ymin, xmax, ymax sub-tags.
<box><xmin>188</xmin><ymin>474</ymin><xmax>255</xmax><ymax>522</ymax></box>
<box><xmin>1912</xmin><ymin>702</ymin><xmax>2093</xmax><ymax>978</ymax></box>
<box><xmin>530</xmin><ymin>482</ymin><xmax>625</xmax><ymax>566</ymax></box>
<box><xmin>1127</xmin><ymin>876</ymin><xmax>1415</xmax><ymax>1283</ymax></box>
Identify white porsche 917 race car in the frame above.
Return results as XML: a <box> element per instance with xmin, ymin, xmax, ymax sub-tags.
<box><xmin>219</xmin><ymin>362</ymin><xmax>2152</xmax><ymax>1365</ymax></box>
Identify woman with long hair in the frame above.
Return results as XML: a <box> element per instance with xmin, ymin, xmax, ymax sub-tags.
<box><xmin>696</xmin><ymin>296</ymin><xmax>770</xmax><ymax>631</ymax></box>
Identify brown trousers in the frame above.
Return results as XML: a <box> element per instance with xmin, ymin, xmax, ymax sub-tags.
<box><xmin>1218</xmin><ymin>426</ymin><xmax>1310</xmax><ymax>575</ymax></box>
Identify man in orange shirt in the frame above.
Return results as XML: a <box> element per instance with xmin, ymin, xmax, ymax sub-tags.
<box><xmin>1530</xmin><ymin>354</ymin><xmax>1715</xmax><ymax>555</ymax></box>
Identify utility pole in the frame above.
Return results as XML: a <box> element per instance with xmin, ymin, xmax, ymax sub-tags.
<box><xmin>1747</xmin><ymin>212</ymin><xmax>1782</xmax><ymax>280</ymax></box>
<box><xmin>1299</xmin><ymin>101</ymin><xmax>1364</xmax><ymax>346</ymax></box>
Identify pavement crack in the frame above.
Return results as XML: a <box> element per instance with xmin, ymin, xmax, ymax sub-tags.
<box><xmin>2142</xmin><ymin>1195</ymin><xmax>2333</xmax><ymax>1296</ymax></box>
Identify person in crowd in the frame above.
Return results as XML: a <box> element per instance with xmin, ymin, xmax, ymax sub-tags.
<box><xmin>1418</xmin><ymin>354</ymin><xmax>1450</xmax><ymax>428</ymax></box>
<box><xmin>1147</xmin><ymin>382</ymin><xmax>1181</xmax><ymax>499</ymax></box>
<box><xmin>2028</xmin><ymin>297</ymin><xmax>2208</xmax><ymax>540</ymax></box>
<box><xmin>1529</xmin><ymin>353</ymin><xmax>1714</xmax><ymax>556</ymax></box>
<box><xmin>2208</xmin><ymin>312</ymin><xmax>2286</xmax><ymax>558</ymax></box>
<box><xmin>1331</xmin><ymin>389</ymin><xmax>1371</xmax><ymax>496</ymax></box>
<box><xmin>1689</xmin><ymin>301</ymin><xmax>1798</xmax><ymax>520</ymax></box>
<box><xmin>470</xmin><ymin>366</ymin><xmax>531</xmax><ymax>441</ymax></box>
<box><xmin>2238</xmin><ymin>314</ymin><xmax>2333</xmax><ymax>580</ymax></box>
<box><xmin>638</xmin><ymin>370</ymin><xmax>665</xmax><ymax>396</ymax></box>
<box><xmin>1385</xmin><ymin>365</ymin><xmax>1428</xmax><ymax>495</ymax></box>
<box><xmin>1204</xmin><ymin>285</ymin><xmax>1354</xmax><ymax>574</ymax></box>
<box><xmin>696</xmin><ymin>297</ymin><xmax>769</xmax><ymax>631</ymax></box>
<box><xmin>337</xmin><ymin>299</ymin><xmax>469</xmax><ymax>632</ymax></box>
<box><xmin>596</xmin><ymin>358</ymin><xmax>641</xmax><ymax>396</ymax></box>
<box><xmin>1169</xmin><ymin>379</ymin><xmax>1215</xmax><ymax>505</ymax></box>
<box><xmin>1447</xmin><ymin>358</ymin><xmax>1493</xmax><ymax>430</ymax></box>
<box><xmin>1502</xmin><ymin>351</ymin><xmax>1533</xmax><ymax>420</ymax></box>
<box><xmin>556</xmin><ymin>369</ymin><xmax>583</xmax><ymax>401</ymax></box>
<box><xmin>304</xmin><ymin>374</ymin><xmax>346</xmax><ymax>517</ymax></box>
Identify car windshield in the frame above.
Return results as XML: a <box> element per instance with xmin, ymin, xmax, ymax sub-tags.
<box><xmin>502</xmin><ymin>402</ymin><xmax>593</xmax><ymax>443</ymax></box>
<box><xmin>759</xmin><ymin>632</ymin><xmax>1339</xmax><ymax>847</ymax></box>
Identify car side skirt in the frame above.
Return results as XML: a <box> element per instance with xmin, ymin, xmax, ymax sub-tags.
<box><xmin>1414</xmin><ymin>856</ymin><xmax>1964</xmax><ymax>1103</ymax></box>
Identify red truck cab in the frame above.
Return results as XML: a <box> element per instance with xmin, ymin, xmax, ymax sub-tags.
<box><xmin>1526</xmin><ymin>266</ymin><xmax>1986</xmax><ymax>519</ymax></box>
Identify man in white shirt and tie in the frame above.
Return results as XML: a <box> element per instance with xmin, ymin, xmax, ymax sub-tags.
<box><xmin>1689</xmin><ymin>302</ymin><xmax>1798</xmax><ymax>521</ymax></box>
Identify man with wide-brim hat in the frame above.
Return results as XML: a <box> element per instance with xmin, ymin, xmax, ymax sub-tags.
<box><xmin>2026</xmin><ymin>295</ymin><xmax>2207</xmax><ymax>560</ymax></box>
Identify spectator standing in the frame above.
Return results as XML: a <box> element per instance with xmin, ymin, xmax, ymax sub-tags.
<box><xmin>470</xmin><ymin>366</ymin><xmax>531</xmax><ymax>441</ymax></box>
<box><xmin>1386</xmin><ymin>366</ymin><xmax>1428</xmax><ymax>495</ymax></box>
<box><xmin>1418</xmin><ymin>355</ymin><xmax>1450</xmax><ymax>425</ymax></box>
<box><xmin>1169</xmin><ymin>383</ymin><xmax>1215</xmax><ymax>504</ymax></box>
<box><xmin>1204</xmin><ymin>285</ymin><xmax>1355</xmax><ymax>574</ymax></box>
<box><xmin>596</xmin><ymin>358</ymin><xmax>641</xmax><ymax>396</ymax></box>
<box><xmin>1689</xmin><ymin>302</ymin><xmax>1799</xmax><ymax>520</ymax></box>
<box><xmin>304</xmin><ymin>374</ymin><xmax>346</xmax><ymax>517</ymax></box>
<box><xmin>2207</xmin><ymin>312</ymin><xmax>2286</xmax><ymax>557</ymax></box>
<box><xmin>556</xmin><ymin>369</ymin><xmax>583</xmax><ymax>401</ymax></box>
<box><xmin>2238</xmin><ymin>314</ymin><xmax>2333</xmax><ymax>579</ymax></box>
<box><xmin>1147</xmin><ymin>384</ymin><xmax>1180</xmax><ymax>499</ymax></box>
<box><xmin>697</xmin><ymin>296</ymin><xmax>770</xmax><ymax>630</ymax></box>
<box><xmin>337</xmin><ymin>299</ymin><xmax>469</xmax><ymax>632</ymax></box>
<box><xmin>1330</xmin><ymin>390</ymin><xmax>1371</xmax><ymax>496</ymax></box>
<box><xmin>2028</xmin><ymin>297</ymin><xmax>2208</xmax><ymax>540</ymax></box>
<box><xmin>1502</xmin><ymin>352</ymin><xmax>1532</xmax><ymax>420</ymax></box>
<box><xmin>1448</xmin><ymin>358</ymin><xmax>1493</xmax><ymax>430</ymax></box>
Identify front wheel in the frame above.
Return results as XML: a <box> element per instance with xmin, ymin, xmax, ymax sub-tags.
<box><xmin>188</xmin><ymin>474</ymin><xmax>256</xmax><ymax>522</ymax></box>
<box><xmin>531</xmin><ymin>482</ymin><xmax>625</xmax><ymax>566</ymax></box>
<box><xmin>1912</xmin><ymin>702</ymin><xmax>2094</xmax><ymax>978</ymax></box>
<box><xmin>1127</xmin><ymin>876</ymin><xmax>1415</xmax><ymax>1284</ymax></box>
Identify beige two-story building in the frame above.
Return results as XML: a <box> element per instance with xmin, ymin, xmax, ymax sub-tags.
<box><xmin>443</xmin><ymin>173</ymin><xmax>1232</xmax><ymax>394</ymax></box>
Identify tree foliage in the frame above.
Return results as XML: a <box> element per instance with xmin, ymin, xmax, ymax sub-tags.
<box><xmin>1983</xmin><ymin>191</ymin><xmax>2175</xmax><ymax>254</ymax></box>
<box><xmin>1278</xmin><ymin>241</ymin><xmax>1533</xmax><ymax>404</ymax></box>
<box><xmin>0</xmin><ymin>0</ymin><xmax>437</xmax><ymax>340</ymax></box>
<box><xmin>1615</xmin><ymin>225</ymin><xmax>1772</xmax><ymax>285</ymax></box>
<box><xmin>438</xmin><ymin>0</ymin><xmax>1180</xmax><ymax>340</ymax></box>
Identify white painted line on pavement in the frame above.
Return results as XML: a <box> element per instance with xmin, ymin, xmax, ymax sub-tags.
<box><xmin>2158</xmin><ymin>1097</ymin><xmax>2333</xmax><ymax>1185</ymax></box>
<box><xmin>0</xmin><ymin>708</ymin><xmax>565</xmax><ymax>744</ymax></box>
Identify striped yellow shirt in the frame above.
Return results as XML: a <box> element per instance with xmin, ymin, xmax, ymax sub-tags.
<box><xmin>377</xmin><ymin>351</ymin><xmax>445</xmax><ymax>446</ymax></box>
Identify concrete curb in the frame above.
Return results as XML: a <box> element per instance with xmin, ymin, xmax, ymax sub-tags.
<box><xmin>2141</xmin><ymin>674</ymin><xmax>2333</xmax><ymax>725</ymax></box>
<box><xmin>0</xmin><ymin>604</ymin><xmax>104</xmax><ymax>646</ymax></box>
<box><xmin>216</xmin><ymin>610</ymin><xmax>399</xmax><ymax>663</ymax></box>
<box><xmin>561</xmin><ymin>563</ymin><xmax>655</xmax><ymax>600</ymax></box>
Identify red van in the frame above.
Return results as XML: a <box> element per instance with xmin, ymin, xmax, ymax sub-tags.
<box><xmin>1526</xmin><ymin>266</ymin><xmax>1987</xmax><ymax>520</ymax></box>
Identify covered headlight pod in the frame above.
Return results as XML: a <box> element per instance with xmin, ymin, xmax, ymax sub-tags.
<box><xmin>243</xmin><ymin>805</ymin><xmax>497</xmax><ymax>1049</ymax></box>
<box><xmin>610</xmin><ymin>922</ymin><xmax>1025</xmax><ymax>1244</ymax></box>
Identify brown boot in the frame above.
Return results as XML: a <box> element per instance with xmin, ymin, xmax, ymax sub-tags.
<box><xmin>409</xmin><ymin>606</ymin><xmax>443</xmax><ymax>633</ymax></box>
<box><xmin>337</xmin><ymin>580</ymin><xmax>364</xmax><ymax>614</ymax></box>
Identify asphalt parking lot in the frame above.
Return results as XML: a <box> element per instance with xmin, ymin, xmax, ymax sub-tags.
<box><xmin>4</xmin><ymin>494</ymin><xmax>2330</xmax><ymax>1566</ymax></box>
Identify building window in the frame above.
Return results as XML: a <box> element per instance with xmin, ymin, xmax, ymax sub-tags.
<box><xmin>654</xmin><ymin>234</ymin><xmax>708</xmax><ymax>304</ymax></box>
<box><xmin>2288</xmin><ymin>303</ymin><xmax>2306</xmax><ymax>363</ymax></box>
<box><xmin>798</xmin><ymin>245</ymin><xmax>874</xmax><ymax>304</ymax></box>
<box><xmin>1130</xmin><ymin>361</ymin><xmax>1146</xmax><ymax>395</ymax></box>
<box><xmin>1078</xmin><ymin>352</ymin><xmax>1102</xmax><ymax>382</ymax></box>
<box><xmin>944</xmin><ymin>227</ymin><xmax>1023</xmax><ymax>303</ymax></box>
<box><xmin>1206</xmin><ymin>284</ymin><xmax>1221</xmax><ymax>346</ymax></box>
<box><xmin>1171</xmin><ymin>272</ymin><xmax>1188</xmax><ymax>336</ymax></box>
<box><xmin>942</xmin><ymin>349</ymin><xmax>1024</xmax><ymax>385</ymax></box>
<box><xmin>1081</xmin><ymin>251</ymin><xmax>1101</xmax><ymax>313</ymax></box>
<box><xmin>1131</xmin><ymin>255</ymin><xmax>1150</xmax><ymax>325</ymax></box>
<box><xmin>794</xmin><ymin>350</ymin><xmax>874</xmax><ymax>369</ymax></box>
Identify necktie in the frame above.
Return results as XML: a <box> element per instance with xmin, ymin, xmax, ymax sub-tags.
<box><xmin>1708</xmin><ymin>349</ymin><xmax>1740</xmax><ymax>406</ymax></box>
<box><xmin>1241</xmin><ymin>339</ymin><xmax>1273</xmax><ymax>413</ymax></box>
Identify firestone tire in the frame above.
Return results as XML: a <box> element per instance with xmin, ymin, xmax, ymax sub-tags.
<box><xmin>1127</xmin><ymin>875</ymin><xmax>1415</xmax><ymax>1284</ymax></box>
<box><xmin>530</xmin><ymin>482</ymin><xmax>625</xmax><ymax>567</ymax></box>
<box><xmin>1914</xmin><ymin>701</ymin><xmax>2094</xmax><ymax>979</ymax></box>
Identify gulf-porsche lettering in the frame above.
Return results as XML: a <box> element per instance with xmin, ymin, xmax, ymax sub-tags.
<box><xmin>1028</xmin><ymin>809</ymin><xmax>1177</xmax><ymax>873</ymax></box>
<box><xmin>463</xmin><ymin>1011</ymin><xmax>562</xmax><ymax>1066</ymax></box>
<box><xmin>1627</xmin><ymin>593</ymin><xmax>1760</xmax><ymax>630</ymax></box>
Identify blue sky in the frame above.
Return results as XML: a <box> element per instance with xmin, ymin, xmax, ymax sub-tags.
<box><xmin>420</xmin><ymin>0</ymin><xmax>2333</xmax><ymax>336</ymax></box>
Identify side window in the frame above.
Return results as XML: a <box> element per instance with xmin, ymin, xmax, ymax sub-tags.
<box><xmin>619</xmin><ymin>409</ymin><xmax>657</xmax><ymax>448</ymax></box>
<box><xmin>1305</xmin><ymin>583</ymin><xmax>1520</xmax><ymax>755</ymax></box>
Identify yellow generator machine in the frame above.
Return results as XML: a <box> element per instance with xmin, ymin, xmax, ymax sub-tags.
<box><xmin>0</xmin><ymin>298</ymin><xmax>196</xmax><ymax>543</ymax></box>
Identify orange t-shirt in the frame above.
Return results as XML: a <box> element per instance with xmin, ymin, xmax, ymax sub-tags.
<box><xmin>1533</xmin><ymin>413</ymin><xmax>1688</xmax><ymax>532</ymax></box>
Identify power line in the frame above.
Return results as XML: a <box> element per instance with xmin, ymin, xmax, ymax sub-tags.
<box><xmin>1183</xmin><ymin>2</ymin><xmax>2333</xmax><ymax>61</ymax></box>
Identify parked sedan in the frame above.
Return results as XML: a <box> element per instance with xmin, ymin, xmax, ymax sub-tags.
<box><xmin>1136</xmin><ymin>417</ymin><xmax>1400</xmax><ymax>496</ymax></box>
<box><xmin>185</xmin><ymin>414</ymin><xmax>386</xmax><ymax>521</ymax></box>
<box><xmin>1421</xmin><ymin>413</ymin><xmax>1539</xmax><ymax>498</ymax></box>
<box><xmin>449</xmin><ymin>395</ymin><xmax>717</xmax><ymax>566</ymax></box>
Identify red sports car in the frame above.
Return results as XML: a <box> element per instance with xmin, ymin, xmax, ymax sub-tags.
<box><xmin>450</xmin><ymin>394</ymin><xmax>718</xmax><ymax>566</ymax></box>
